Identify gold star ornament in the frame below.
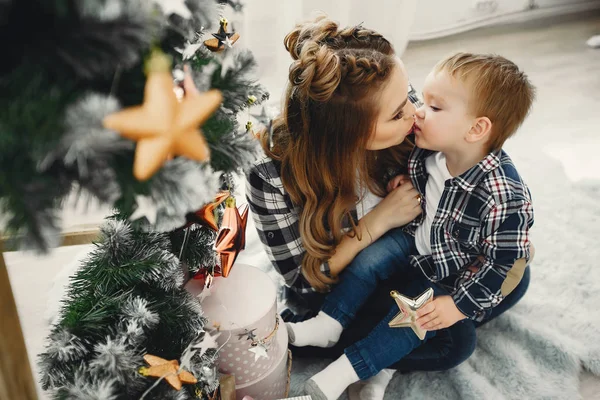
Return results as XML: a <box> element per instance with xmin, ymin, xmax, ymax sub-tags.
<box><xmin>138</xmin><ymin>354</ymin><xmax>197</xmax><ymax>391</ymax></box>
<box><xmin>388</xmin><ymin>287</ymin><xmax>434</xmax><ymax>340</ymax></box>
<box><xmin>103</xmin><ymin>50</ymin><xmax>223</xmax><ymax>181</ymax></box>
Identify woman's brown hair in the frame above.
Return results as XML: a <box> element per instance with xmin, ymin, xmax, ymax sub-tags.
<box><xmin>260</xmin><ymin>15</ymin><xmax>413</xmax><ymax>291</ymax></box>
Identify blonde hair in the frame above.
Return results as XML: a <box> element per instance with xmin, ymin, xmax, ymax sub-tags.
<box><xmin>434</xmin><ymin>52</ymin><xmax>536</xmax><ymax>151</ymax></box>
<box><xmin>259</xmin><ymin>15</ymin><xmax>413</xmax><ymax>291</ymax></box>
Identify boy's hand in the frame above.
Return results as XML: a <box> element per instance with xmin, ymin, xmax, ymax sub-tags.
<box><xmin>386</xmin><ymin>174</ymin><xmax>409</xmax><ymax>193</ymax></box>
<box><xmin>415</xmin><ymin>295</ymin><xmax>467</xmax><ymax>330</ymax></box>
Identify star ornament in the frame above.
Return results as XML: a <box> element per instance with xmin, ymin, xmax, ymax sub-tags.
<box><xmin>193</xmin><ymin>331</ymin><xmax>221</xmax><ymax>358</ymax></box>
<box><xmin>204</xmin><ymin>17</ymin><xmax>240</xmax><ymax>52</ymax></box>
<box><xmin>388</xmin><ymin>288</ymin><xmax>434</xmax><ymax>340</ymax></box>
<box><xmin>130</xmin><ymin>195</ymin><xmax>158</xmax><ymax>225</ymax></box>
<box><xmin>103</xmin><ymin>50</ymin><xmax>223</xmax><ymax>181</ymax></box>
<box><xmin>138</xmin><ymin>354</ymin><xmax>197</xmax><ymax>391</ymax></box>
<box><xmin>214</xmin><ymin>197</ymin><xmax>249</xmax><ymax>277</ymax></box>
<box><xmin>183</xmin><ymin>191</ymin><xmax>230</xmax><ymax>231</ymax></box>
<box><xmin>248</xmin><ymin>343</ymin><xmax>269</xmax><ymax>362</ymax></box>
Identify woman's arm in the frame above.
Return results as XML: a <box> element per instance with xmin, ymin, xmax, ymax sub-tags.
<box><xmin>245</xmin><ymin>163</ymin><xmax>310</xmax><ymax>291</ymax></box>
<box><xmin>328</xmin><ymin>182</ymin><xmax>423</xmax><ymax>276</ymax></box>
<box><xmin>246</xmin><ymin>161</ymin><xmax>422</xmax><ymax>286</ymax></box>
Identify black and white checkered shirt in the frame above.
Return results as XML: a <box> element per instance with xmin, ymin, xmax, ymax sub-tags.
<box><xmin>405</xmin><ymin>147</ymin><xmax>534</xmax><ymax>321</ymax></box>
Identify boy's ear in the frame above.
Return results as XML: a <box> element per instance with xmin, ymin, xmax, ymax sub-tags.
<box><xmin>466</xmin><ymin>116</ymin><xmax>492</xmax><ymax>143</ymax></box>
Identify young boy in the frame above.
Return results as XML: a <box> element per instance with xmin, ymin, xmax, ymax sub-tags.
<box><xmin>288</xmin><ymin>53</ymin><xmax>536</xmax><ymax>400</ymax></box>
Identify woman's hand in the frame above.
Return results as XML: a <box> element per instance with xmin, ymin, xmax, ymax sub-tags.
<box><xmin>369</xmin><ymin>180</ymin><xmax>422</xmax><ymax>236</ymax></box>
<box><xmin>386</xmin><ymin>174</ymin><xmax>409</xmax><ymax>192</ymax></box>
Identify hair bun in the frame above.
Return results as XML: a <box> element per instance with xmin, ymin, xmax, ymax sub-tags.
<box><xmin>285</xmin><ymin>16</ymin><xmax>343</xmax><ymax>102</ymax></box>
<box><xmin>284</xmin><ymin>15</ymin><xmax>339</xmax><ymax>60</ymax></box>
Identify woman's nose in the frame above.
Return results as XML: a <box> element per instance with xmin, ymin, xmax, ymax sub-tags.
<box><xmin>415</xmin><ymin>105</ymin><xmax>425</xmax><ymax>119</ymax></box>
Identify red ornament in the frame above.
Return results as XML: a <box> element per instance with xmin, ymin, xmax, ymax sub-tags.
<box><xmin>183</xmin><ymin>191</ymin><xmax>230</xmax><ymax>231</ymax></box>
<box><xmin>214</xmin><ymin>197</ymin><xmax>249</xmax><ymax>277</ymax></box>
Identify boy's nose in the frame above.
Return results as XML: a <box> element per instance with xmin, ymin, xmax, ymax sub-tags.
<box><xmin>415</xmin><ymin>105</ymin><xmax>425</xmax><ymax>119</ymax></box>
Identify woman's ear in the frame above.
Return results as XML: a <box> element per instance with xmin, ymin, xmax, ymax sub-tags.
<box><xmin>466</xmin><ymin>116</ymin><xmax>492</xmax><ymax>144</ymax></box>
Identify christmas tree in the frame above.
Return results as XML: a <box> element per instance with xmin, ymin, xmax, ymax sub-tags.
<box><xmin>0</xmin><ymin>0</ymin><xmax>268</xmax><ymax>398</ymax></box>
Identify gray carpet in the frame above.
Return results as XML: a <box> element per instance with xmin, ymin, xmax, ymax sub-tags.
<box><xmin>287</xmin><ymin>150</ymin><xmax>600</xmax><ymax>399</ymax></box>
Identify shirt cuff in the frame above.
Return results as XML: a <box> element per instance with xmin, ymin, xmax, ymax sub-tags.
<box><xmin>451</xmin><ymin>292</ymin><xmax>488</xmax><ymax>322</ymax></box>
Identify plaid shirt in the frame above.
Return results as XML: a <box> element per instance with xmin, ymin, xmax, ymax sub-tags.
<box><xmin>404</xmin><ymin>147</ymin><xmax>534</xmax><ymax>321</ymax></box>
<box><xmin>245</xmin><ymin>85</ymin><xmax>422</xmax><ymax>296</ymax></box>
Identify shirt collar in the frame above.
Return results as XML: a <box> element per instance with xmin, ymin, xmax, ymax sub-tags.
<box><xmin>452</xmin><ymin>150</ymin><xmax>502</xmax><ymax>192</ymax></box>
<box><xmin>412</xmin><ymin>148</ymin><xmax>502</xmax><ymax>192</ymax></box>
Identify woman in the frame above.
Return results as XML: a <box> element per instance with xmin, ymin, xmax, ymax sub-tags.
<box><xmin>245</xmin><ymin>15</ymin><xmax>530</xmax><ymax>399</ymax></box>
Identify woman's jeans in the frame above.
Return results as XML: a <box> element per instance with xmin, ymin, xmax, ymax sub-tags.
<box><xmin>282</xmin><ymin>227</ymin><xmax>531</xmax><ymax>378</ymax></box>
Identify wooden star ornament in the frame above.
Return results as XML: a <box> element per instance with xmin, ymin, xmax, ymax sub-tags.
<box><xmin>388</xmin><ymin>287</ymin><xmax>434</xmax><ymax>340</ymax></box>
<box><xmin>204</xmin><ymin>17</ymin><xmax>240</xmax><ymax>52</ymax></box>
<box><xmin>138</xmin><ymin>354</ymin><xmax>197</xmax><ymax>391</ymax></box>
<box><xmin>103</xmin><ymin>49</ymin><xmax>222</xmax><ymax>181</ymax></box>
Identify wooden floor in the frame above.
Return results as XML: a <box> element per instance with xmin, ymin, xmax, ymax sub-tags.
<box><xmin>402</xmin><ymin>13</ymin><xmax>600</xmax><ymax>399</ymax></box>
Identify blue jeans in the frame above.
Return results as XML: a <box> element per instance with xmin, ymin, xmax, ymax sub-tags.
<box><xmin>283</xmin><ymin>227</ymin><xmax>531</xmax><ymax>377</ymax></box>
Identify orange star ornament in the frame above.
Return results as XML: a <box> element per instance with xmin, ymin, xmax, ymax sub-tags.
<box><xmin>103</xmin><ymin>50</ymin><xmax>222</xmax><ymax>181</ymax></box>
<box><xmin>138</xmin><ymin>354</ymin><xmax>197</xmax><ymax>391</ymax></box>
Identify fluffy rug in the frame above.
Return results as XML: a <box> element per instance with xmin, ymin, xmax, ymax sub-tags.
<box><xmin>280</xmin><ymin>146</ymin><xmax>600</xmax><ymax>399</ymax></box>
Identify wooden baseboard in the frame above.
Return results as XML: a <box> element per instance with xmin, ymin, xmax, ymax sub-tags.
<box><xmin>410</xmin><ymin>1</ymin><xmax>600</xmax><ymax>41</ymax></box>
<box><xmin>2</xmin><ymin>227</ymin><xmax>100</xmax><ymax>252</ymax></box>
<box><xmin>0</xmin><ymin>241</ymin><xmax>38</xmax><ymax>400</ymax></box>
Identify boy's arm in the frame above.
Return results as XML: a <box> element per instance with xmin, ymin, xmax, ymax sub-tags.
<box><xmin>452</xmin><ymin>199</ymin><xmax>534</xmax><ymax>321</ymax></box>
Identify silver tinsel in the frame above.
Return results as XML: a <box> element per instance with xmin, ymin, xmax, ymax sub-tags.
<box><xmin>89</xmin><ymin>336</ymin><xmax>141</xmax><ymax>383</ymax></box>
<box><xmin>43</xmin><ymin>330</ymin><xmax>88</xmax><ymax>363</ymax></box>
<box><xmin>141</xmin><ymin>249</ymin><xmax>184</xmax><ymax>290</ymax></box>
<box><xmin>148</xmin><ymin>159</ymin><xmax>220</xmax><ymax>232</ymax></box>
<box><xmin>64</xmin><ymin>372</ymin><xmax>120</xmax><ymax>400</ymax></box>
<box><xmin>121</xmin><ymin>296</ymin><xmax>160</xmax><ymax>329</ymax></box>
<box><xmin>39</xmin><ymin>93</ymin><xmax>132</xmax><ymax>204</ymax></box>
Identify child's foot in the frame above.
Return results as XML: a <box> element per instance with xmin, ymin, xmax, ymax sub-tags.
<box><xmin>359</xmin><ymin>369</ymin><xmax>395</xmax><ymax>400</ymax></box>
<box><xmin>304</xmin><ymin>355</ymin><xmax>359</xmax><ymax>400</ymax></box>
<box><xmin>587</xmin><ymin>35</ymin><xmax>600</xmax><ymax>48</ymax></box>
<box><xmin>286</xmin><ymin>311</ymin><xmax>343</xmax><ymax>348</ymax></box>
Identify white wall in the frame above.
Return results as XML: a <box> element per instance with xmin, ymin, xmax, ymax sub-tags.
<box><xmin>234</xmin><ymin>0</ymin><xmax>417</xmax><ymax>103</ymax></box>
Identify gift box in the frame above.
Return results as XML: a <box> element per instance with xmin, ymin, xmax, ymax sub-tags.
<box><xmin>187</xmin><ymin>264</ymin><xmax>291</xmax><ymax>399</ymax></box>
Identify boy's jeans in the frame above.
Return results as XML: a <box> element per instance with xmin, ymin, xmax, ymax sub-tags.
<box><xmin>321</xmin><ymin>227</ymin><xmax>417</xmax><ymax>328</ymax></box>
<box><xmin>321</xmin><ymin>227</ymin><xmax>450</xmax><ymax>379</ymax></box>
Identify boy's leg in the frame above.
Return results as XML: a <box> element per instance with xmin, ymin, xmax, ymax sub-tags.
<box><xmin>321</xmin><ymin>228</ymin><xmax>415</xmax><ymax>327</ymax></box>
<box><xmin>287</xmin><ymin>228</ymin><xmax>415</xmax><ymax>348</ymax></box>
<box><xmin>305</xmin><ymin>278</ymin><xmax>442</xmax><ymax>400</ymax></box>
<box><xmin>390</xmin><ymin>319</ymin><xmax>477</xmax><ymax>372</ymax></box>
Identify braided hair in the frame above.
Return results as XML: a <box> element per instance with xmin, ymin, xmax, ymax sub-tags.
<box><xmin>261</xmin><ymin>15</ymin><xmax>413</xmax><ymax>291</ymax></box>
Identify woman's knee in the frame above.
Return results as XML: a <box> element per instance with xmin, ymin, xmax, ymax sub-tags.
<box><xmin>345</xmin><ymin>229</ymin><xmax>413</xmax><ymax>280</ymax></box>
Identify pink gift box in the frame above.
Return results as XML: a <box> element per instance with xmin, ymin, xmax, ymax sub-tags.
<box><xmin>186</xmin><ymin>264</ymin><xmax>291</xmax><ymax>398</ymax></box>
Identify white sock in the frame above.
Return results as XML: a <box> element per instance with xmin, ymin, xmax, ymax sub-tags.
<box><xmin>359</xmin><ymin>369</ymin><xmax>395</xmax><ymax>400</ymax></box>
<box><xmin>286</xmin><ymin>311</ymin><xmax>343</xmax><ymax>348</ymax></box>
<box><xmin>306</xmin><ymin>354</ymin><xmax>359</xmax><ymax>400</ymax></box>
<box><xmin>587</xmin><ymin>35</ymin><xmax>600</xmax><ymax>48</ymax></box>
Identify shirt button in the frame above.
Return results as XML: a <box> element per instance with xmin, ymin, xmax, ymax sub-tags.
<box><xmin>453</xmin><ymin>230</ymin><xmax>460</xmax><ymax>238</ymax></box>
<box><xmin>267</xmin><ymin>232</ymin><xmax>274</xmax><ymax>239</ymax></box>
